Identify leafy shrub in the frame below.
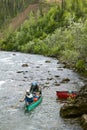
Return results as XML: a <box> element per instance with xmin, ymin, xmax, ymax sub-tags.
<box><xmin>76</xmin><ymin>60</ymin><xmax>85</xmax><ymax>72</ymax></box>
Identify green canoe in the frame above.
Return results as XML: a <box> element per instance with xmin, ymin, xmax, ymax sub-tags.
<box><xmin>25</xmin><ymin>95</ymin><xmax>42</xmax><ymax>111</ymax></box>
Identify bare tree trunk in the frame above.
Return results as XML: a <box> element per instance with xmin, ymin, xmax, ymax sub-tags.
<box><xmin>62</xmin><ymin>0</ymin><xmax>64</xmax><ymax>10</ymax></box>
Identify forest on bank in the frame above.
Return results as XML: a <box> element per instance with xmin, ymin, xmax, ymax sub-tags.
<box><xmin>0</xmin><ymin>0</ymin><xmax>87</xmax><ymax>76</ymax></box>
<box><xmin>0</xmin><ymin>0</ymin><xmax>38</xmax><ymax>29</ymax></box>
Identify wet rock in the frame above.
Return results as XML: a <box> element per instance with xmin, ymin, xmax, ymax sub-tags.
<box><xmin>48</xmin><ymin>73</ymin><xmax>51</xmax><ymax>75</ymax></box>
<box><xmin>55</xmin><ymin>75</ymin><xmax>60</xmax><ymax>78</ymax></box>
<box><xmin>81</xmin><ymin>114</ymin><xmax>87</xmax><ymax>130</ymax></box>
<box><xmin>36</xmin><ymin>66</ymin><xmax>40</xmax><ymax>68</ymax></box>
<box><xmin>17</xmin><ymin>70</ymin><xmax>28</xmax><ymax>74</ymax></box>
<box><xmin>57</xmin><ymin>68</ymin><xmax>63</xmax><ymax>71</ymax></box>
<box><xmin>60</xmin><ymin>78</ymin><xmax>70</xmax><ymax>83</ymax></box>
<box><xmin>60</xmin><ymin>84</ymin><xmax>87</xmax><ymax>117</ymax></box>
<box><xmin>12</xmin><ymin>53</ymin><xmax>16</xmax><ymax>56</ymax></box>
<box><xmin>17</xmin><ymin>71</ymin><xmax>24</xmax><ymax>73</ymax></box>
<box><xmin>54</xmin><ymin>82</ymin><xmax>60</xmax><ymax>86</ymax></box>
<box><xmin>45</xmin><ymin>82</ymin><xmax>50</xmax><ymax>84</ymax></box>
<box><xmin>22</xmin><ymin>63</ymin><xmax>28</xmax><ymax>67</ymax></box>
<box><xmin>22</xmin><ymin>79</ymin><xmax>26</xmax><ymax>81</ymax></box>
<box><xmin>60</xmin><ymin>102</ymin><xmax>82</xmax><ymax>118</ymax></box>
<box><xmin>45</xmin><ymin>60</ymin><xmax>51</xmax><ymax>63</ymax></box>
<box><xmin>60</xmin><ymin>84</ymin><xmax>87</xmax><ymax>128</ymax></box>
<box><xmin>40</xmin><ymin>78</ymin><xmax>45</xmax><ymax>81</ymax></box>
<box><xmin>47</xmin><ymin>77</ymin><xmax>53</xmax><ymax>80</ymax></box>
<box><xmin>43</xmin><ymin>85</ymin><xmax>49</xmax><ymax>89</ymax></box>
<box><xmin>53</xmin><ymin>80</ymin><xmax>60</xmax><ymax>86</ymax></box>
<box><xmin>25</xmin><ymin>71</ymin><xmax>28</xmax><ymax>73</ymax></box>
<box><xmin>24</xmin><ymin>76</ymin><xmax>28</xmax><ymax>79</ymax></box>
<box><xmin>63</xmin><ymin>64</ymin><xmax>71</xmax><ymax>68</ymax></box>
<box><xmin>61</xmin><ymin>61</ymin><xmax>72</xmax><ymax>68</ymax></box>
<box><xmin>57</xmin><ymin>61</ymin><xmax>59</xmax><ymax>64</ymax></box>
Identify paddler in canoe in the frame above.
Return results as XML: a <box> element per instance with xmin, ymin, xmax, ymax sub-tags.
<box><xmin>30</xmin><ymin>81</ymin><xmax>42</xmax><ymax>94</ymax></box>
<box><xmin>20</xmin><ymin>81</ymin><xmax>41</xmax><ymax>105</ymax></box>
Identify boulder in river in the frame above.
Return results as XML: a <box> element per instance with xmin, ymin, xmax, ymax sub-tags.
<box><xmin>22</xmin><ymin>63</ymin><xmax>28</xmax><ymax>67</ymax></box>
<box><xmin>60</xmin><ymin>84</ymin><xmax>87</xmax><ymax>129</ymax></box>
<box><xmin>81</xmin><ymin>114</ymin><xmax>87</xmax><ymax>130</ymax></box>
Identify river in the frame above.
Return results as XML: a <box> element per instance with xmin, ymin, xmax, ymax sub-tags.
<box><xmin>0</xmin><ymin>51</ymin><xmax>85</xmax><ymax>130</ymax></box>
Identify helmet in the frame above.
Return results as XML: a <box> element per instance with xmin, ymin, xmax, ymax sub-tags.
<box><xmin>69</xmin><ymin>90</ymin><xmax>72</xmax><ymax>93</ymax></box>
<box><xmin>26</xmin><ymin>89</ymin><xmax>29</xmax><ymax>93</ymax></box>
<box><xmin>31</xmin><ymin>81</ymin><xmax>38</xmax><ymax>86</ymax></box>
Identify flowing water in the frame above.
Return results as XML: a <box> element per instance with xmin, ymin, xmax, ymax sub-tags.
<box><xmin>0</xmin><ymin>51</ymin><xmax>85</xmax><ymax>130</ymax></box>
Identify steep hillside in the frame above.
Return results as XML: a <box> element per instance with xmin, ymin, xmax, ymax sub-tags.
<box><xmin>9</xmin><ymin>3</ymin><xmax>39</xmax><ymax>31</ymax></box>
<box><xmin>0</xmin><ymin>0</ymin><xmax>61</xmax><ymax>38</ymax></box>
<box><xmin>0</xmin><ymin>3</ymin><xmax>40</xmax><ymax>38</ymax></box>
<box><xmin>8</xmin><ymin>0</ymin><xmax>61</xmax><ymax>31</ymax></box>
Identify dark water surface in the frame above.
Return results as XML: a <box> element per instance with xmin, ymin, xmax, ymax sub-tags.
<box><xmin>0</xmin><ymin>51</ymin><xmax>85</xmax><ymax>130</ymax></box>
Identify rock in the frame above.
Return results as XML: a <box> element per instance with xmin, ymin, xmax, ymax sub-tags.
<box><xmin>81</xmin><ymin>114</ymin><xmax>87</xmax><ymax>130</ymax></box>
<box><xmin>60</xmin><ymin>78</ymin><xmax>70</xmax><ymax>83</ymax></box>
<box><xmin>60</xmin><ymin>84</ymin><xmax>87</xmax><ymax>129</ymax></box>
<box><xmin>55</xmin><ymin>75</ymin><xmax>60</xmax><ymax>78</ymax></box>
<box><xmin>60</xmin><ymin>103</ymin><xmax>80</xmax><ymax>118</ymax></box>
<box><xmin>45</xmin><ymin>82</ymin><xmax>49</xmax><ymax>84</ymax></box>
<box><xmin>47</xmin><ymin>77</ymin><xmax>53</xmax><ymax>80</ymax></box>
<box><xmin>22</xmin><ymin>63</ymin><xmax>28</xmax><ymax>67</ymax></box>
<box><xmin>24</xmin><ymin>76</ymin><xmax>28</xmax><ymax>79</ymax></box>
<box><xmin>12</xmin><ymin>53</ymin><xmax>16</xmax><ymax>55</ymax></box>
<box><xmin>17</xmin><ymin>71</ymin><xmax>24</xmax><ymax>73</ymax></box>
<box><xmin>60</xmin><ymin>84</ymin><xmax>87</xmax><ymax>118</ymax></box>
<box><xmin>45</xmin><ymin>60</ymin><xmax>51</xmax><ymax>63</ymax></box>
<box><xmin>54</xmin><ymin>82</ymin><xmax>60</xmax><ymax>86</ymax></box>
<box><xmin>36</xmin><ymin>66</ymin><xmax>40</xmax><ymax>68</ymax></box>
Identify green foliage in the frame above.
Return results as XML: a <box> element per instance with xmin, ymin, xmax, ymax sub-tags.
<box><xmin>65</xmin><ymin>0</ymin><xmax>87</xmax><ymax>20</ymax></box>
<box><xmin>20</xmin><ymin>41</ymin><xmax>35</xmax><ymax>53</ymax></box>
<box><xmin>61</xmin><ymin>50</ymin><xmax>79</xmax><ymax>67</ymax></box>
<box><xmin>76</xmin><ymin>60</ymin><xmax>85</xmax><ymax>72</ymax></box>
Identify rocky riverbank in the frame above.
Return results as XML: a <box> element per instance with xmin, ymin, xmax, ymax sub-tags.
<box><xmin>60</xmin><ymin>84</ymin><xmax>87</xmax><ymax>130</ymax></box>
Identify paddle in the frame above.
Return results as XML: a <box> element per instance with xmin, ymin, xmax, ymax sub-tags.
<box><xmin>11</xmin><ymin>102</ymin><xmax>20</xmax><ymax>109</ymax></box>
<box><xmin>11</xmin><ymin>98</ymin><xmax>24</xmax><ymax>109</ymax></box>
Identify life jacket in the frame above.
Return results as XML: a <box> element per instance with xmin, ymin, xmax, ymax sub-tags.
<box><xmin>33</xmin><ymin>97</ymin><xmax>38</xmax><ymax>102</ymax></box>
<box><xmin>25</xmin><ymin>94</ymin><xmax>33</xmax><ymax>103</ymax></box>
<box><xmin>33</xmin><ymin>93</ymin><xmax>39</xmax><ymax>102</ymax></box>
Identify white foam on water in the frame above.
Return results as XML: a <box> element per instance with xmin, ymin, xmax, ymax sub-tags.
<box><xmin>0</xmin><ymin>57</ymin><xmax>11</xmax><ymax>62</ymax></box>
<box><xmin>0</xmin><ymin>57</ymin><xmax>14</xmax><ymax>65</ymax></box>
<box><xmin>0</xmin><ymin>81</ymin><xmax>6</xmax><ymax>89</ymax></box>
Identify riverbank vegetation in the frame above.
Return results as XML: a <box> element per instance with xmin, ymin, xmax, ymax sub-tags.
<box><xmin>0</xmin><ymin>0</ymin><xmax>39</xmax><ymax>30</ymax></box>
<box><xmin>0</xmin><ymin>0</ymin><xmax>87</xmax><ymax>76</ymax></box>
